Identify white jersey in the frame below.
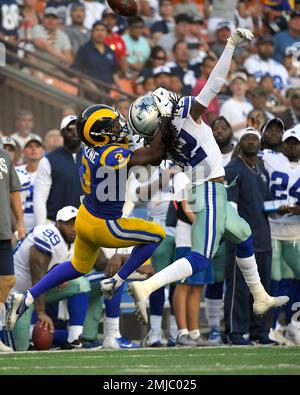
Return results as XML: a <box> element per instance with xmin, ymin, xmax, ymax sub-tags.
<box><xmin>16</xmin><ymin>165</ymin><xmax>37</xmax><ymax>233</ymax></box>
<box><xmin>222</xmin><ymin>149</ymin><xmax>234</xmax><ymax>167</ymax></box>
<box><xmin>260</xmin><ymin>149</ymin><xmax>300</xmax><ymax>240</ymax></box>
<box><xmin>244</xmin><ymin>54</ymin><xmax>289</xmax><ymax>90</ymax></box>
<box><xmin>171</xmin><ymin>96</ymin><xmax>225</xmax><ymax>185</ymax></box>
<box><xmin>14</xmin><ymin>224</ymin><xmax>72</xmax><ymax>292</ymax></box>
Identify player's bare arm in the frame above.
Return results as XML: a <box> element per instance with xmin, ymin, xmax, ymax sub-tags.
<box><xmin>29</xmin><ymin>246</ymin><xmax>54</xmax><ymax>332</ymax></box>
<box><xmin>190</xmin><ymin>29</ymin><xmax>254</xmax><ymax>122</ymax></box>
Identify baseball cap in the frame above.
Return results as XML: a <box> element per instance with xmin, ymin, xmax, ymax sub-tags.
<box><xmin>229</xmin><ymin>71</ymin><xmax>248</xmax><ymax>85</ymax></box>
<box><xmin>175</xmin><ymin>14</ymin><xmax>192</xmax><ymax>24</ymax></box>
<box><xmin>70</xmin><ymin>2</ymin><xmax>85</xmax><ymax>11</ymax></box>
<box><xmin>102</xmin><ymin>8</ymin><xmax>117</xmax><ymax>17</ymax></box>
<box><xmin>2</xmin><ymin>136</ymin><xmax>16</xmax><ymax>149</ymax></box>
<box><xmin>56</xmin><ymin>206</ymin><xmax>78</xmax><ymax>222</ymax></box>
<box><xmin>285</xmin><ymin>45</ymin><xmax>298</xmax><ymax>56</ymax></box>
<box><xmin>60</xmin><ymin>115</ymin><xmax>77</xmax><ymax>131</ymax></box>
<box><xmin>256</xmin><ymin>35</ymin><xmax>274</xmax><ymax>45</ymax></box>
<box><xmin>153</xmin><ymin>65</ymin><xmax>171</xmax><ymax>77</ymax></box>
<box><xmin>282</xmin><ymin>126</ymin><xmax>300</xmax><ymax>142</ymax></box>
<box><xmin>239</xmin><ymin>127</ymin><xmax>261</xmax><ymax>141</ymax></box>
<box><xmin>44</xmin><ymin>7</ymin><xmax>59</xmax><ymax>18</ymax></box>
<box><xmin>261</xmin><ymin>118</ymin><xmax>284</xmax><ymax>135</ymax></box>
<box><xmin>24</xmin><ymin>133</ymin><xmax>43</xmax><ymax>147</ymax></box>
<box><xmin>216</xmin><ymin>20</ymin><xmax>231</xmax><ymax>31</ymax></box>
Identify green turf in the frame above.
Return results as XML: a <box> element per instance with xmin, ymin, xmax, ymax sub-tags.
<box><xmin>0</xmin><ymin>346</ymin><xmax>300</xmax><ymax>375</ymax></box>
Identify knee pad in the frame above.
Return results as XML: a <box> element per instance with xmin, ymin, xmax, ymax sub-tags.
<box><xmin>236</xmin><ymin>235</ymin><xmax>254</xmax><ymax>258</ymax></box>
<box><xmin>186</xmin><ymin>251</ymin><xmax>210</xmax><ymax>274</ymax></box>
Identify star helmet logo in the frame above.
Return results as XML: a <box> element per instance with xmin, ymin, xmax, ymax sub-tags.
<box><xmin>135</xmin><ymin>95</ymin><xmax>156</xmax><ymax>114</ymax></box>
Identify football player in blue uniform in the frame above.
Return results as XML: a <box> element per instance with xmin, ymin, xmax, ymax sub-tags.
<box><xmin>6</xmin><ymin>104</ymin><xmax>167</xmax><ymax>330</ymax></box>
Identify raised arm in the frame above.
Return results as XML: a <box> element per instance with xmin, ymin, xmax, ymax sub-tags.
<box><xmin>190</xmin><ymin>29</ymin><xmax>253</xmax><ymax>122</ymax></box>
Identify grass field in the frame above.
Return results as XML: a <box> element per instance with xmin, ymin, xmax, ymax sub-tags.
<box><xmin>0</xmin><ymin>346</ymin><xmax>300</xmax><ymax>375</ymax></box>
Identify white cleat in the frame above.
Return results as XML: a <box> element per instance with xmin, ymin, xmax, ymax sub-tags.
<box><xmin>0</xmin><ymin>340</ymin><xmax>13</xmax><ymax>353</ymax></box>
<box><xmin>5</xmin><ymin>293</ymin><xmax>27</xmax><ymax>331</ymax></box>
<box><xmin>253</xmin><ymin>294</ymin><xmax>289</xmax><ymax>316</ymax></box>
<box><xmin>128</xmin><ymin>282</ymin><xmax>148</xmax><ymax>326</ymax></box>
<box><xmin>100</xmin><ymin>278</ymin><xmax>118</xmax><ymax>300</ymax></box>
<box><xmin>285</xmin><ymin>318</ymin><xmax>300</xmax><ymax>345</ymax></box>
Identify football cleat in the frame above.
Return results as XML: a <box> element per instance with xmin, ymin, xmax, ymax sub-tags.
<box><xmin>100</xmin><ymin>278</ymin><xmax>118</xmax><ymax>300</ymax></box>
<box><xmin>5</xmin><ymin>293</ymin><xmax>28</xmax><ymax>331</ymax></box>
<box><xmin>167</xmin><ymin>335</ymin><xmax>176</xmax><ymax>347</ymax></box>
<box><xmin>143</xmin><ymin>329</ymin><xmax>164</xmax><ymax>348</ymax></box>
<box><xmin>176</xmin><ymin>334</ymin><xmax>197</xmax><ymax>347</ymax></box>
<box><xmin>207</xmin><ymin>328</ymin><xmax>223</xmax><ymax>346</ymax></box>
<box><xmin>127</xmin><ymin>282</ymin><xmax>148</xmax><ymax>325</ymax></box>
<box><xmin>285</xmin><ymin>318</ymin><xmax>300</xmax><ymax>345</ymax></box>
<box><xmin>103</xmin><ymin>336</ymin><xmax>140</xmax><ymax>349</ymax></box>
<box><xmin>0</xmin><ymin>340</ymin><xmax>13</xmax><ymax>353</ymax></box>
<box><xmin>251</xmin><ymin>284</ymin><xmax>289</xmax><ymax>315</ymax></box>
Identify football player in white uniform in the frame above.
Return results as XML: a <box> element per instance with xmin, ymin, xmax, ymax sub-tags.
<box><xmin>116</xmin><ymin>28</ymin><xmax>289</xmax><ymax>325</ymax></box>
<box><xmin>260</xmin><ymin>126</ymin><xmax>300</xmax><ymax>345</ymax></box>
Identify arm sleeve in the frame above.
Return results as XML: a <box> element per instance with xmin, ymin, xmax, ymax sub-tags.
<box><xmin>33</xmin><ymin>157</ymin><xmax>52</xmax><ymax>226</ymax></box>
<box><xmin>195</xmin><ymin>46</ymin><xmax>234</xmax><ymax>108</ymax></box>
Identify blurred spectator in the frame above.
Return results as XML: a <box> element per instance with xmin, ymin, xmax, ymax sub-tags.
<box><xmin>47</xmin><ymin>0</ymin><xmax>69</xmax><ymax>25</ymax></box>
<box><xmin>16</xmin><ymin>134</ymin><xmax>44</xmax><ymax>233</ymax></box>
<box><xmin>2</xmin><ymin>136</ymin><xmax>17</xmax><ymax>164</ymax></box>
<box><xmin>282</xmin><ymin>46</ymin><xmax>300</xmax><ymax>87</ymax></box>
<box><xmin>157</xmin><ymin>13</ymin><xmax>195</xmax><ymax>59</ymax></box>
<box><xmin>259</xmin><ymin>75</ymin><xmax>284</xmax><ymax>107</ymax></box>
<box><xmin>211</xmin><ymin>20</ymin><xmax>232</xmax><ymax>58</ymax></box>
<box><xmin>248</xmin><ymin>86</ymin><xmax>275</xmax><ymax>120</ymax></box>
<box><xmin>174</xmin><ymin>0</ymin><xmax>202</xmax><ymax>18</ymax></box>
<box><xmin>11</xmin><ymin>110</ymin><xmax>35</xmax><ymax>149</ymax></box>
<box><xmin>65</xmin><ymin>0</ymin><xmax>105</xmax><ymax>31</ymax></box>
<box><xmin>31</xmin><ymin>7</ymin><xmax>73</xmax><ymax>69</ymax></box>
<box><xmin>224</xmin><ymin>128</ymin><xmax>275</xmax><ymax>345</ymax></box>
<box><xmin>244</xmin><ymin>35</ymin><xmax>289</xmax><ymax>90</ymax></box>
<box><xmin>206</xmin><ymin>0</ymin><xmax>238</xmax><ymax>40</ymax></box>
<box><xmin>0</xmin><ymin>0</ymin><xmax>20</xmax><ymax>43</ymax></box>
<box><xmin>166</xmin><ymin>40</ymin><xmax>198</xmax><ymax>95</ymax></box>
<box><xmin>192</xmin><ymin>55</ymin><xmax>219</xmax><ymax>125</ymax></box>
<box><xmin>150</xmin><ymin>0</ymin><xmax>175</xmax><ymax>45</ymax></box>
<box><xmin>18</xmin><ymin>0</ymin><xmax>40</xmax><ymax>51</ymax></box>
<box><xmin>220</xmin><ymin>72</ymin><xmax>253</xmax><ymax>141</ymax></box>
<box><xmin>152</xmin><ymin>65</ymin><xmax>172</xmax><ymax>90</ymax></box>
<box><xmin>102</xmin><ymin>9</ymin><xmax>128</xmax><ymax>78</ymax></box>
<box><xmin>246</xmin><ymin>109</ymin><xmax>268</xmax><ymax>132</ymax></box>
<box><xmin>260</xmin><ymin>117</ymin><xmax>284</xmax><ymax>151</ymax></box>
<box><xmin>64</xmin><ymin>2</ymin><xmax>90</xmax><ymax>56</ymax></box>
<box><xmin>122</xmin><ymin>16</ymin><xmax>151</xmax><ymax>78</ymax></box>
<box><xmin>274</xmin><ymin>87</ymin><xmax>300</xmax><ymax>129</ymax></box>
<box><xmin>189</xmin><ymin>14</ymin><xmax>209</xmax><ymax>61</ymax></box>
<box><xmin>115</xmin><ymin>97</ymin><xmax>130</xmax><ymax>119</ymax></box>
<box><xmin>33</xmin><ymin>115</ymin><xmax>82</xmax><ymax>225</ymax></box>
<box><xmin>73</xmin><ymin>21</ymin><xmax>120</xmax><ymax>91</ymax></box>
<box><xmin>170</xmin><ymin>74</ymin><xmax>183</xmax><ymax>95</ymax></box>
<box><xmin>44</xmin><ymin>129</ymin><xmax>63</xmax><ymax>153</ymax></box>
<box><xmin>134</xmin><ymin>74</ymin><xmax>156</xmax><ymax>95</ymax></box>
<box><xmin>235</xmin><ymin>0</ymin><xmax>254</xmax><ymax>31</ymax></box>
<box><xmin>61</xmin><ymin>104</ymin><xmax>77</xmax><ymax>118</ymax></box>
<box><xmin>0</xmin><ymin>145</ymin><xmax>24</xmax><ymax>352</ymax></box>
<box><xmin>140</xmin><ymin>46</ymin><xmax>167</xmax><ymax>79</ymax></box>
<box><xmin>274</xmin><ymin>11</ymin><xmax>300</xmax><ymax>63</ymax></box>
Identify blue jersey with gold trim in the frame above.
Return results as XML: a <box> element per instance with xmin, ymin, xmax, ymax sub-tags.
<box><xmin>80</xmin><ymin>144</ymin><xmax>132</xmax><ymax>219</ymax></box>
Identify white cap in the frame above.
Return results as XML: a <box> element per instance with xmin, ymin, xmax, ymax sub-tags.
<box><xmin>60</xmin><ymin>115</ymin><xmax>77</xmax><ymax>131</ymax></box>
<box><xmin>239</xmin><ymin>127</ymin><xmax>261</xmax><ymax>141</ymax></box>
<box><xmin>282</xmin><ymin>125</ymin><xmax>300</xmax><ymax>142</ymax></box>
<box><xmin>229</xmin><ymin>71</ymin><xmax>248</xmax><ymax>85</ymax></box>
<box><xmin>2</xmin><ymin>136</ymin><xmax>17</xmax><ymax>149</ymax></box>
<box><xmin>153</xmin><ymin>65</ymin><xmax>171</xmax><ymax>77</ymax></box>
<box><xmin>24</xmin><ymin>133</ymin><xmax>43</xmax><ymax>147</ymax></box>
<box><xmin>56</xmin><ymin>206</ymin><xmax>78</xmax><ymax>222</ymax></box>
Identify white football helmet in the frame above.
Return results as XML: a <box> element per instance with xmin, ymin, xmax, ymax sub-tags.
<box><xmin>128</xmin><ymin>93</ymin><xmax>161</xmax><ymax>140</ymax></box>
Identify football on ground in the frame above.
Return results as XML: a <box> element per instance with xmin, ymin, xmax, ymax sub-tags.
<box><xmin>107</xmin><ymin>0</ymin><xmax>138</xmax><ymax>17</ymax></box>
<box><xmin>32</xmin><ymin>323</ymin><xmax>53</xmax><ymax>350</ymax></box>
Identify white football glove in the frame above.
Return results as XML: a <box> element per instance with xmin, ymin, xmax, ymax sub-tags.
<box><xmin>152</xmin><ymin>87</ymin><xmax>175</xmax><ymax>117</ymax></box>
<box><xmin>226</xmin><ymin>28</ymin><xmax>253</xmax><ymax>49</ymax></box>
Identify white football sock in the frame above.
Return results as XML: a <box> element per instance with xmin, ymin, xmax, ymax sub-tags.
<box><xmin>104</xmin><ymin>317</ymin><xmax>121</xmax><ymax>338</ymax></box>
<box><xmin>169</xmin><ymin>314</ymin><xmax>178</xmax><ymax>339</ymax></box>
<box><xmin>236</xmin><ymin>255</ymin><xmax>261</xmax><ymax>287</ymax></box>
<box><xmin>142</xmin><ymin>258</ymin><xmax>193</xmax><ymax>296</ymax></box>
<box><xmin>205</xmin><ymin>298</ymin><xmax>223</xmax><ymax>330</ymax></box>
<box><xmin>178</xmin><ymin>328</ymin><xmax>189</xmax><ymax>338</ymax></box>
<box><xmin>150</xmin><ymin>315</ymin><xmax>162</xmax><ymax>333</ymax></box>
<box><xmin>189</xmin><ymin>329</ymin><xmax>200</xmax><ymax>340</ymax></box>
<box><xmin>24</xmin><ymin>291</ymin><xmax>34</xmax><ymax>307</ymax></box>
<box><xmin>0</xmin><ymin>302</ymin><xmax>5</xmax><ymax>330</ymax></box>
<box><xmin>68</xmin><ymin>325</ymin><xmax>83</xmax><ymax>343</ymax></box>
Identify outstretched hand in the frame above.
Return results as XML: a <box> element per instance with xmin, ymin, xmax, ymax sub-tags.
<box><xmin>227</xmin><ymin>28</ymin><xmax>253</xmax><ymax>48</ymax></box>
